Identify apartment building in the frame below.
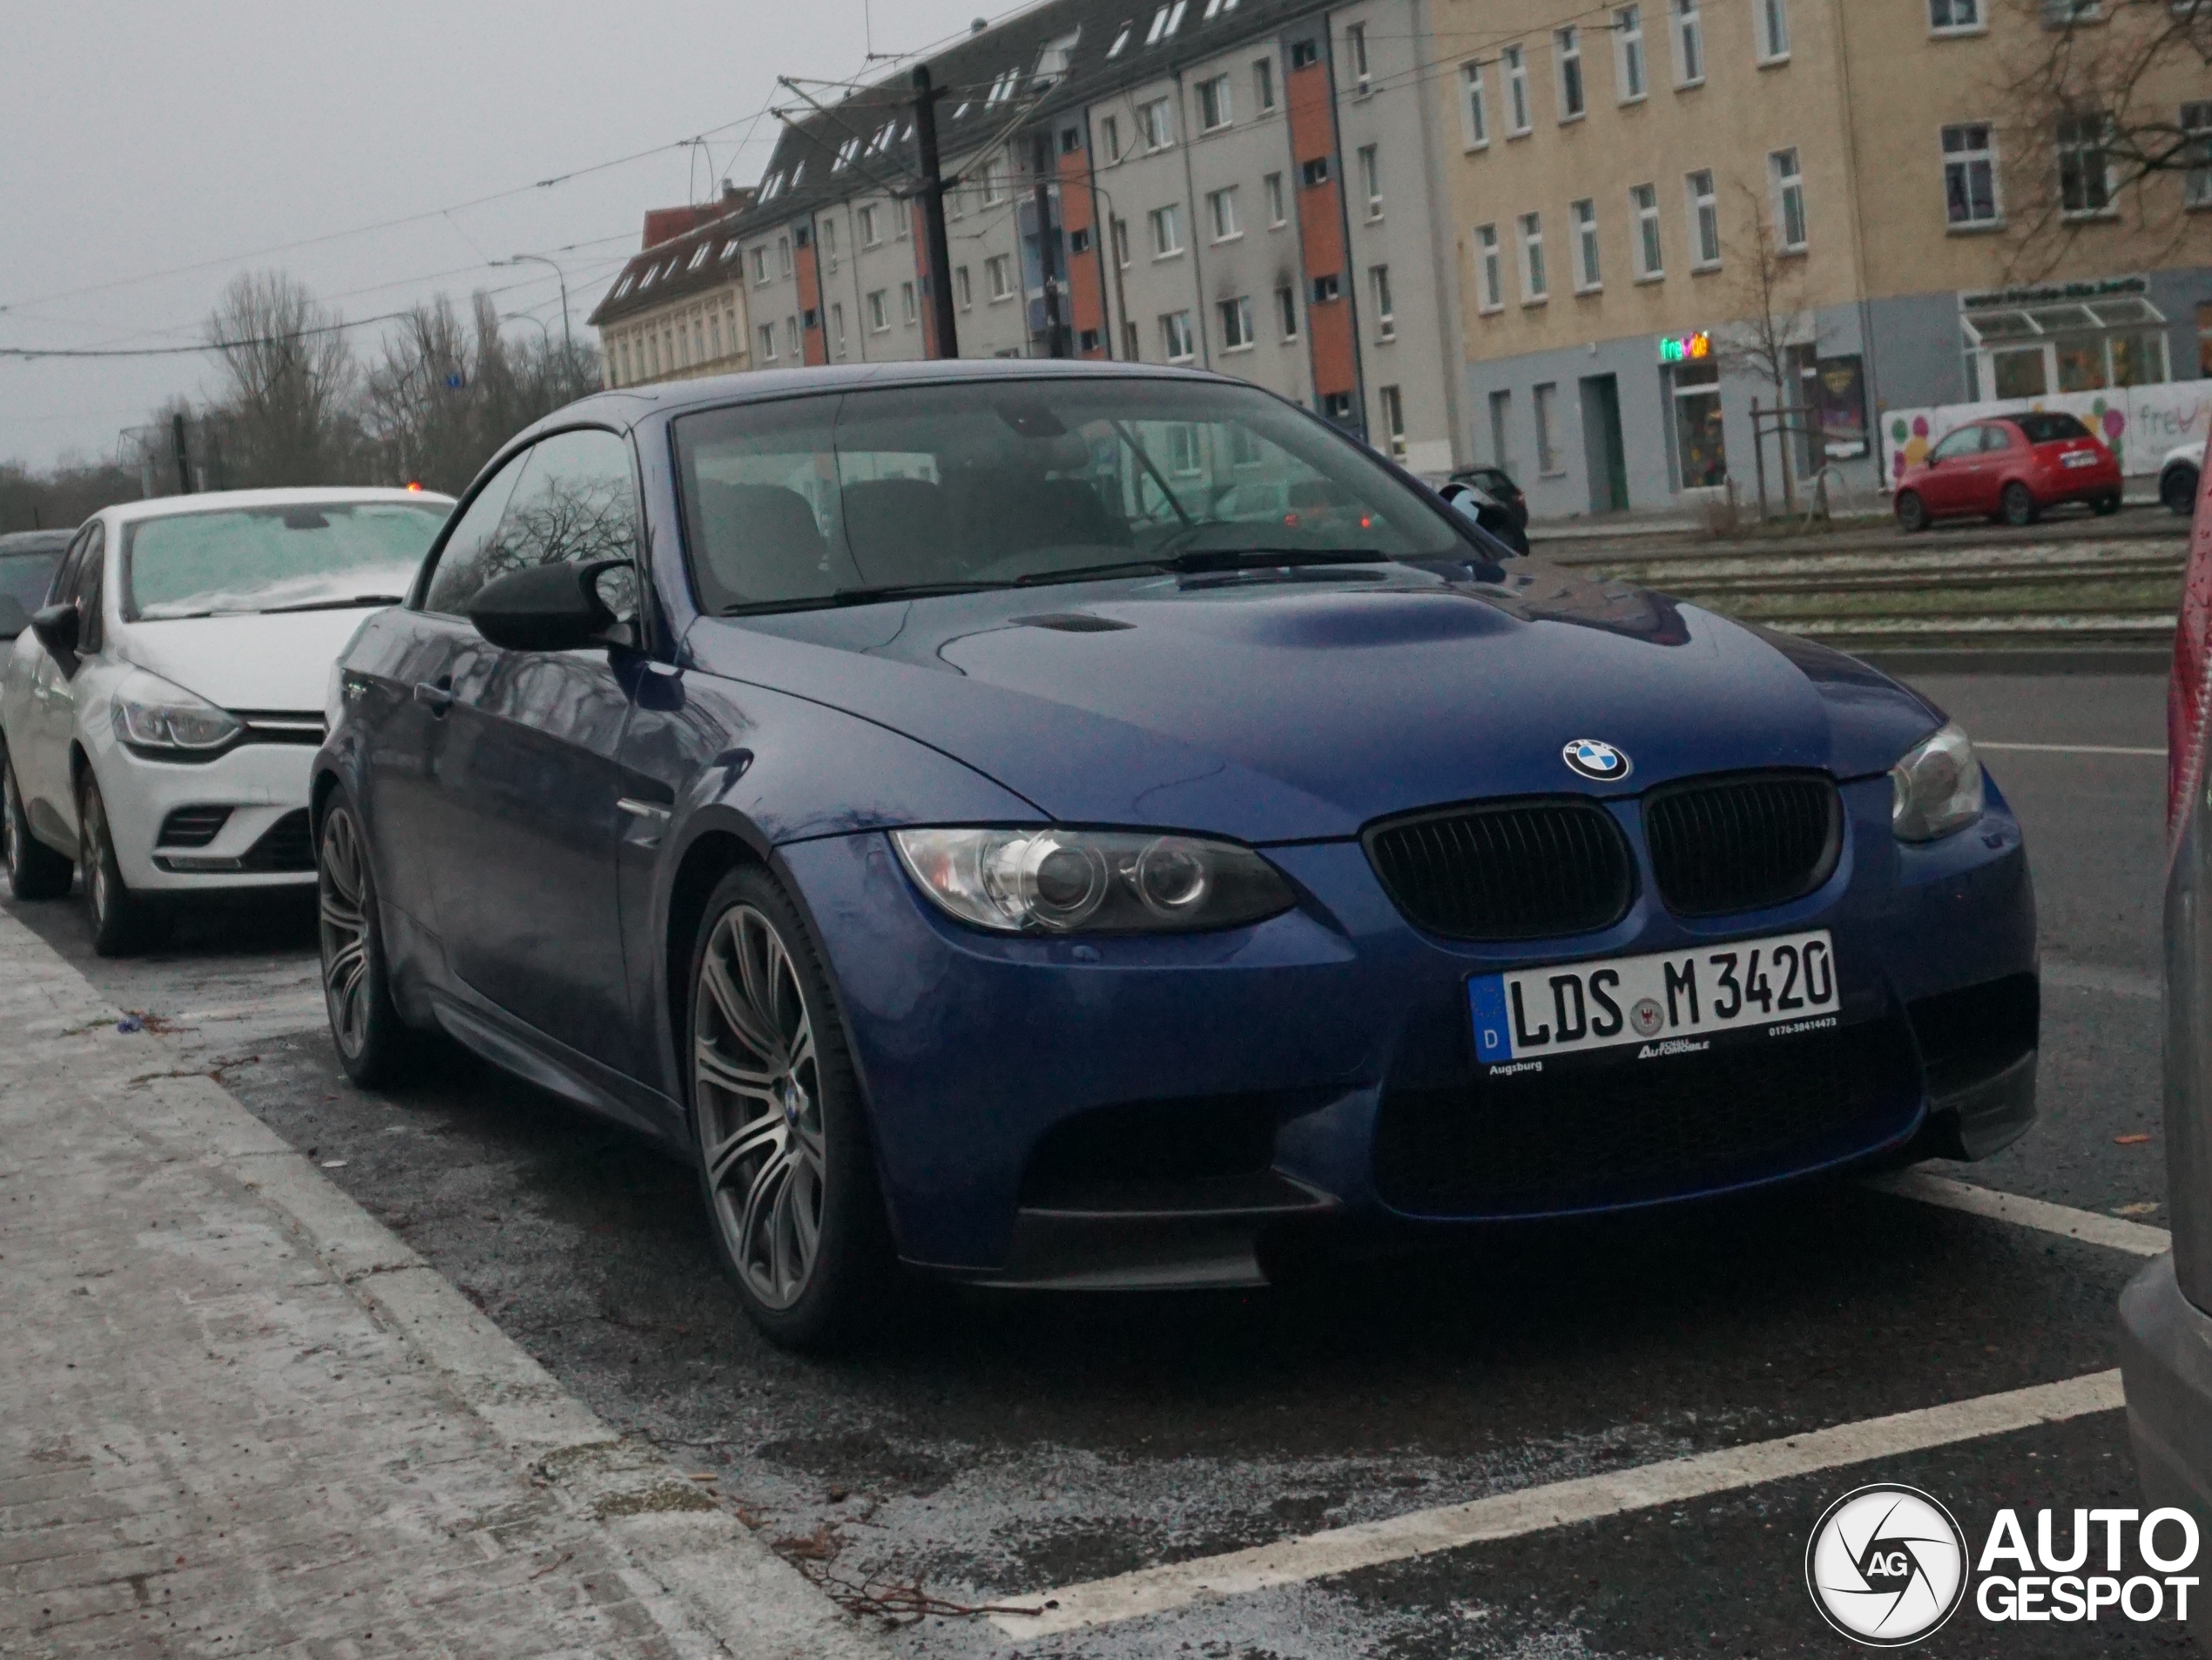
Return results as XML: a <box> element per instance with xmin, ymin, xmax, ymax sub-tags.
<box><xmin>591</xmin><ymin>0</ymin><xmax>1470</xmax><ymax>471</ymax></box>
<box><xmin>590</xmin><ymin>186</ymin><xmax>757</xmax><ymax>387</ymax></box>
<box><xmin>1435</xmin><ymin>0</ymin><xmax>2212</xmax><ymax>516</ymax></box>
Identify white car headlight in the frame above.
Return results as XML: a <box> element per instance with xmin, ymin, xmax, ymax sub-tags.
<box><xmin>892</xmin><ymin>827</ymin><xmax>1294</xmax><ymax>935</ymax></box>
<box><xmin>110</xmin><ymin>669</ymin><xmax>244</xmax><ymax>757</ymax></box>
<box><xmin>1891</xmin><ymin>722</ymin><xmax>1985</xmax><ymax>843</ymax></box>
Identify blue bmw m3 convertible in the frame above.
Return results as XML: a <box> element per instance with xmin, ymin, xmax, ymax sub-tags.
<box><xmin>314</xmin><ymin>361</ymin><xmax>2037</xmax><ymax>1347</ymax></box>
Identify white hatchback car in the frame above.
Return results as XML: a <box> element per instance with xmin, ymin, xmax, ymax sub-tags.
<box><xmin>0</xmin><ymin>487</ymin><xmax>453</xmax><ymax>952</ymax></box>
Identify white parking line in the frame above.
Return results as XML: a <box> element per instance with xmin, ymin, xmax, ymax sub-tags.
<box><xmin>1869</xmin><ymin>1169</ymin><xmax>2170</xmax><ymax>1256</ymax></box>
<box><xmin>988</xmin><ymin>1370</ymin><xmax>2125</xmax><ymax>1636</ymax></box>
<box><xmin>1975</xmin><ymin>742</ymin><xmax>2165</xmax><ymax>758</ymax></box>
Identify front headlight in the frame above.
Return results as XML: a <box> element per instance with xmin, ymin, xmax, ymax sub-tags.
<box><xmin>110</xmin><ymin>669</ymin><xmax>243</xmax><ymax>757</ymax></box>
<box><xmin>1891</xmin><ymin>722</ymin><xmax>1985</xmax><ymax>842</ymax></box>
<box><xmin>892</xmin><ymin>827</ymin><xmax>1295</xmax><ymax>935</ymax></box>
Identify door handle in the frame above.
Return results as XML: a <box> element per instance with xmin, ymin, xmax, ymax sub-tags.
<box><xmin>414</xmin><ymin>678</ymin><xmax>455</xmax><ymax>715</ymax></box>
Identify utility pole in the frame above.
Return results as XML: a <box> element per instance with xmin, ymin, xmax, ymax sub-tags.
<box><xmin>171</xmin><ymin>414</ymin><xmax>192</xmax><ymax>496</ymax></box>
<box><xmin>911</xmin><ymin>65</ymin><xmax>959</xmax><ymax>360</ymax></box>
<box><xmin>1031</xmin><ymin>135</ymin><xmax>1067</xmax><ymax>359</ymax></box>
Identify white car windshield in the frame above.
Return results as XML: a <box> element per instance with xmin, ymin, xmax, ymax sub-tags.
<box><xmin>122</xmin><ymin>502</ymin><xmax>448</xmax><ymax>621</ymax></box>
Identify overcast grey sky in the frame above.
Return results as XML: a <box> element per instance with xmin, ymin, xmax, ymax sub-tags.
<box><xmin>0</xmin><ymin>0</ymin><xmax>1003</xmax><ymax>470</ymax></box>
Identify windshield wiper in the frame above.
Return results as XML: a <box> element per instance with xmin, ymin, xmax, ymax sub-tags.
<box><xmin>1015</xmin><ymin>549</ymin><xmax>1388</xmax><ymax>586</ymax></box>
<box><xmin>256</xmin><ymin>594</ymin><xmax>409</xmax><ymax>615</ymax></box>
<box><xmin>719</xmin><ymin>581</ymin><xmax>1015</xmax><ymax>616</ymax></box>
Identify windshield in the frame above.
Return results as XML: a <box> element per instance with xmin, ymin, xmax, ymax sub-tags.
<box><xmin>122</xmin><ymin>502</ymin><xmax>448</xmax><ymax>621</ymax></box>
<box><xmin>0</xmin><ymin>550</ymin><xmax>64</xmax><ymax>614</ymax></box>
<box><xmin>673</xmin><ymin>377</ymin><xmax>1467</xmax><ymax>612</ymax></box>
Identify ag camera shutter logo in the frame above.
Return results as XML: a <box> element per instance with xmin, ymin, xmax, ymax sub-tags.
<box><xmin>1805</xmin><ymin>1485</ymin><xmax>1968</xmax><ymax>1646</ymax></box>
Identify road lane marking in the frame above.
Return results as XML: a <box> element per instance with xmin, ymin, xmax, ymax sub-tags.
<box><xmin>1869</xmin><ymin>1169</ymin><xmax>2169</xmax><ymax>1256</ymax></box>
<box><xmin>988</xmin><ymin>1370</ymin><xmax>2125</xmax><ymax>1636</ymax></box>
<box><xmin>1976</xmin><ymin>742</ymin><xmax>2164</xmax><ymax>758</ymax></box>
<box><xmin>2042</xmin><ymin>959</ymin><xmax>2160</xmax><ymax>1000</ymax></box>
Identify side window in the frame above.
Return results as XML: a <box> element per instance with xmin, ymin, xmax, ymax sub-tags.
<box><xmin>47</xmin><ymin>527</ymin><xmax>93</xmax><ymax>611</ymax></box>
<box><xmin>1983</xmin><ymin>426</ymin><xmax>2016</xmax><ymax>453</ymax></box>
<box><xmin>71</xmin><ymin>526</ymin><xmax>105</xmax><ymax>654</ymax></box>
<box><xmin>473</xmin><ymin>429</ymin><xmax>642</xmax><ymax>620</ymax></box>
<box><xmin>422</xmin><ymin>449</ymin><xmax>532</xmax><ymax>616</ymax></box>
<box><xmin>1930</xmin><ymin>427</ymin><xmax>1982</xmax><ymax>463</ymax></box>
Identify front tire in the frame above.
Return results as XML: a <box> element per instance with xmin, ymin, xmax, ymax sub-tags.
<box><xmin>1894</xmin><ymin>490</ymin><xmax>1929</xmax><ymax>534</ymax></box>
<box><xmin>688</xmin><ymin>865</ymin><xmax>892</xmax><ymax>1351</ymax></box>
<box><xmin>77</xmin><ymin>771</ymin><xmax>159</xmax><ymax>956</ymax></box>
<box><xmin>3</xmin><ymin>750</ymin><xmax>72</xmax><ymax>901</ymax></box>
<box><xmin>2166</xmin><ymin>467</ymin><xmax>2201</xmax><ymax>517</ymax></box>
<box><xmin>318</xmin><ymin>795</ymin><xmax>426</xmax><ymax>1088</ymax></box>
<box><xmin>2093</xmin><ymin>491</ymin><xmax>2122</xmax><ymax>517</ymax></box>
<box><xmin>2000</xmin><ymin>481</ymin><xmax>2038</xmax><ymax>528</ymax></box>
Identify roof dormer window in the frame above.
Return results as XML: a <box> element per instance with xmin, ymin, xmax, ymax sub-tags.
<box><xmin>1108</xmin><ymin>23</ymin><xmax>1133</xmax><ymax>57</ymax></box>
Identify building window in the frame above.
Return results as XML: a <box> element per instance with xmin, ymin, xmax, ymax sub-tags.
<box><xmin>1672</xmin><ymin>0</ymin><xmax>1703</xmax><ymax>87</ymax></box>
<box><xmin>986</xmin><ymin>254</ymin><xmax>1014</xmax><ymax>300</ymax></box>
<box><xmin>1149</xmin><ymin>204</ymin><xmax>1184</xmax><ymax>256</ymax></box>
<box><xmin>1264</xmin><ymin>172</ymin><xmax>1286</xmax><ymax>226</ymax></box>
<box><xmin>2059</xmin><ymin>116</ymin><xmax>2114</xmax><ymax>215</ymax></box>
<box><xmin>1488</xmin><ymin>389</ymin><xmax>1514</xmax><ymax>474</ymax></box>
<box><xmin>1688</xmin><ymin>169</ymin><xmax>1721</xmax><ymax>267</ymax></box>
<box><xmin>1615</xmin><ymin>5</ymin><xmax>1647</xmax><ymax>100</ymax></box>
<box><xmin>896</xmin><ymin>202</ymin><xmax>909</xmax><ymax>240</ymax></box>
<box><xmin>1671</xmin><ymin>361</ymin><xmax>1727</xmax><ymax>488</ymax></box>
<box><xmin>1556</xmin><ymin>27</ymin><xmax>1586</xmax><ymax>119</ymax></box>
<box><xmin>710</xmin><ymin>314</ymin><xmax>722</xmax><ymax>360</ymax></box>
<box><xmin>1504</xmin><ymin>44</ymin><xmax>1532</xmax><ymax>134</ymax></box>
<box><xmin>900</xmin><ymin>281</ymin><xmax>918</xmax><ymax>325</ymax></box>
<box><xmin>1079</xmin><ymin>327</ymin><xmax>1103</xmax><ymax>353</ymax></box>
<box><xmin>867</xmin><ymin>290</ymin><xmax>888</xmax><ymax>332</ymax></box>
<box><xmin>831</xmin><ymin>303</ymin><xmax>846</xmax><ymax>354</ymax></box>
<box><xmin>1312</xmin><ymin>273</ymin><xmax>1340</xmax><ymax>304</ymax></box>
<box><xmin>1219</xmin><ymin>295</ymin><xmax>1255</xmax><ymax>349</ymax></box>
<box><xmin>1123</xmin><ymin>319</ymin><xmax>1142</xmax><ymax>359</ymax></box>
<box><xmin>1475</xmin><ymin>224</ymin><xmax>1503</xmax><ymax>311</ymax></box>
<box><xmin>778</xmin><ymin>235</ymin><xmax>792</xmax><ymax>277</ymax></box>
<box><xmin>1519</xmin><ymin>212</ymin><xmax>1547</xmax><ymax>301</ymax></box>
<box><xmin>1301</xmin><ymin>156</ymin><xmax>1331</xmax><ymax>186</ymax></box>
<box><xmin>2187</xmin><ymin>102</ymin><xmax>2212</xmax><ymax>209</ymax></box>
<box><xmin>1111</xmin><ymin>216</ymin><xmax>1131</xmax><ymax>267</ymax></box>
<box><xmin>1291</xmin><ymin>38</ymin><xmax>1319</xmax><ymax>70</ymax></box>
<box><xmin>786</xmin><ymin>316</ymin><xmax>799</xmax><ymax>356</ymax></box>
<box><xmin>1256</xmin><ymin>56</ymin><xmax>1277</xmax><ymax>111</ymax></box>
<box><xmin>1208</xmin><ymin>186</ymin><xmax>1241</xmax><ymax>240</ymax></box>
<box><xmin>1101</xmin><ymin>114</ymin><xmax>1122</xmax><ymax>162</ymax></box>
<box><xmin>1928</xmin><ymin>0</ymin><xmax>1982</xmax><ymax>31</ymax></box>
<box><xmin>1141</xmin><ymin>96</ymin><xmax>1175</xmax><ymax>150</ymax></box>
<box><xmin>1572</xmin><ymin>199</ymin><xmax>1602</xmax><ymax>290</ymax></box>
<box><xmin>1461</xmin><ymin>62</ymin><xmax>1489</xmax><ymax>147</ymax></box>
<box><xmin>1347</xmin><ymin>22</ymin><xmax>1371</xmax><ymax>84</ymax></box>
<box><xmin>750</xmin><ymin>246</ymin><xmax>769</xmax><ymax>285</ymax></box>
<box><xmin>1631</xmin><ymin>183</ymin><xmax>1663</xmax><ymax>277</ymax></box>
<box><xmin>1534</xmin><ymin>382</ymin><xmax>1561</xmax><ymax>475</ymax></box>
<box><xmin>1757</xmin><ymin>0</ymin><xmax>1791</xmax><ymax>62</ymax></box>
<box><xmin>955</xmin><ymin>266</ymin><xmax>973</xmax><ymax>308</ymax></box>
<box><xmin>1277</xmin><ymin>284</ymin><xmax>1300</xmax><ymax>339</ymax></box>
<box><xmin>1359</xmin><ymin>145</ymin><xmax>1382</xmax><ymax>217</ymax></box>
<box><xmin>1371</xmin><ymin>265</ymin><xmax>1397</xmax><ymax>337</ymax></box>
<box><xmin>1162</xmin><ymin>310</ymin><xmax>1197</xmax><ymax>362</ymax></box>
<box><xmin>1943</xmin><ymin>124</ymin><xmax>2000</xmax><ymax>226</ymax></box>
<box><xmin>758</xmin><ymin>322</ymin><xmax>777</xmax><ymax>361</ymax></box>
<box><xmin>1199</xmin><ymin>74</ymin><xmax>1233</xmax><ymax>130</ymax></box>
<box><xmin>1321</xmin><ymin>391</ymin><xmax>1356</xmax><ymax>424</ymax></box>
<box><xmin>1770</xmin><ymin>146</ymin><xmax>1807</xmax><ymax>248</ymax></box>
<box><xmin>981</xmin><ymin>159</ymin><xmax>1008</xmax><ymax>204</ymax></box>
<box><xmin>1379</xmin><ymin>386</ymin><xmax>1407</xmax><ymax>459</ymax></box>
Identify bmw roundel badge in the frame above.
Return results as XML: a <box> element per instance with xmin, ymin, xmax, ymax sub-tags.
<box><xmin>1562</xmin><ymin>739</ymin><xmax>1632</xmax><ymax>783</ymax></box>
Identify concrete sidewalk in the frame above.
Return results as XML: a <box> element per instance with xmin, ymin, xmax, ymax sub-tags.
<box><xmin>0</xmin><ymin>908</ymin><xmax>889</xmax><ymax>1659</ymax></box>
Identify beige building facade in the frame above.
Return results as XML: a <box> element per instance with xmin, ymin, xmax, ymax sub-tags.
<box><xmin>591</xmin><ymin>190</ymin><xmax>756</xmax><ymax>388</ymax></box>
<box><xmin>1432</xmin><ymin>0</ymin><xmax>2211</xmax><ymax>516</ymax></box>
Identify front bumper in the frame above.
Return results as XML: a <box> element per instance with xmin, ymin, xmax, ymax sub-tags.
<box><xmin>783</xmin><ymin>776</ymin><xmax>2038</xmax><ymax>1280</ymax></box>
<box><xmin>91</xmin><ymin>734</ymin><xmax>318</xmax><ymax>894</ymax></box>
<box><xmin>2120</xmin><ymin>1254</ymin><xmax>2212</xmax><ymax>1540</ymax></box>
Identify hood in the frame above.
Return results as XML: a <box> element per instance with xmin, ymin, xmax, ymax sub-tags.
<box><xmin>685</xmin><ymin>561</ymin><xmax>1941</xmax><ymax>844</ymax></box>
<box><xmin>117</xmin><ymin>609</ymin><xmax>385</xmax><ymax>712</ymax></box>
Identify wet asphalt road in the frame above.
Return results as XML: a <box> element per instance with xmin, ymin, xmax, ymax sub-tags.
<box><xmin>4</xmin><ymin>670</ymin><xmax>2178</xmax><ymax>1657</ymax></box>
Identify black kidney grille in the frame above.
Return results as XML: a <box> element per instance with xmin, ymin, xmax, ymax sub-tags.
<box><xmin>1366</xmin><ymin>800</ymin><xmax>1634</xmax><ymax>941</ymax></box>
<box><xmin>239</xmin><ymin>809</ymin><xmax>314</xmax><ymax>874</ymax></box>
<box><xmin>157</xmin><ymin>806</ymin><xmax>232</xmax><ymax>848</ymax></box>
<box><xmin>1373</xmin><ymin>1018</ymin><xmax>1919</xmax><ymax>1218</ymax></box>
<box><xmin>1643</xmin><ymin>773</ymin><xmax>1842</xmax><ymax>918</ymax></box>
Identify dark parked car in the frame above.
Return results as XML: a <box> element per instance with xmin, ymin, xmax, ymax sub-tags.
<box><xmin>1434</xmin><ymin>479</ymin><xmax>1530</xmax><ymax>556</ymax></box>
<box><xmin>0</xmin><ymin>529</ymin><xmax>71</xmax><ymax>640</ymax></box>
<box><xmin>1449</xmin><ymin>464</ymin><xmax>1527</xmax><ymax>528</ymax></box>
<box><xmin>314</xmin><ymin>361</ymin><xmax>2037</xmax><ymax>1349</ymax></box>
<box><xmin>2121</xmin><ymin>432</ymin><xmax>2212</xmax><ymax>1536</ymax></box>
<box><xmin>1893</xmin><ymin>413</ymin><xmax>2122</xmax><ymax>531</ymax></box>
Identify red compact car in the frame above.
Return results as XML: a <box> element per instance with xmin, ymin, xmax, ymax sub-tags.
<box><xmin>1894</xmin><ymin>412</ymin><xmax>2123</xmax><ymax>532</ymax></box>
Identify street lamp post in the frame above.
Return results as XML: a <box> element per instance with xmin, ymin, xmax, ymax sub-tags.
<box><xmin>500</xmin><ymin>312</ymin><xmax>550</xmax><ymax>347</ymax></box>
<box><xmin>497</xmin><ymin>254</ymin><xmax>574</xmax><ymax>388</ymax></box>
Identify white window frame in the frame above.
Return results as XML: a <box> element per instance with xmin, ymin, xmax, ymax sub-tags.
<box><xmin>1504</xmin><ymin>44</ymin><xmax>1532</xmax><ymax>134</ymax></box>
<box><xmin>955</xmin><ymin>266</ymin><xmax>973</xmax><ymax>309</ymax></box>
<box><xmin>1219</xmin><ymin>294</ymin><xmax>1255</xmax><ymax>351</ymax></box>
<box><xmin>1615</xmin><ymin>5</ymin><xmax>1647</xmax><ymax>102</ymax></box>
<box><xmin>1461</xmin><ymin>61</ymin><xmax>1490</xmax><ymax>149</ymax></box>
<box><xmin>1556</xmin><ymin>26</ymin><xmax>1586</xmax><ymax>121</ymax></box>
<box><xmin>1756</xmin><ymin>0</ymin><xmax>1791</xmax><ymax>64</ymax></box>
<box><xmin>1359</xmin><ymin>145</ymin><xmax>1383</xmax><ymax>218</ymax></box>
<box><xmin>1942</xmin><ymin>123</ymin><xmax>2002</xmax><ymax>228</ymax></box>
<box><xmin>1570</xmin><ymin>199</ymin><xmax>1602</xmax><ymax>291</ymax></box>
<box><xmin>1770</xmin><ymin>146</ymin><xmax>1808</xmax><ymax>249</ymax></box>
<box><xmin>1208</xmin><ymin>186</ymin><xmax>1242</xmax><ymax>241</ymax></box>
<box><xmin>1255</xmin><ymin>56</ymin><xmax>1277</xmax><ymax>111</ymax></box>
<box><xmin>1379</xmin><ymin>385</ymin><xmax>1408</xmax><ymax>459</ymax></box>
<box><xmin>1518</xmin><ymin>211</ymin><xmax>1548</xmax><ymax>302</ymax></box>
<box><xmin>758</xmin><ymin>322</ymin><xmax>778</xmax><ymax>361</ymax></box>
<box><xmin>1672</xmin><ymin>0</ymin><xmax>1704</xmax><ymax>88</ymax></box>
<box><xmin>866</xmin><ymin>290</ymin><xmax>888</xmax><ymax>333</ymax></box>
<box><xmin>1927</xmin><ymin>0</ymin><xmax>1984</xmax><ymax>32</ymax></box>
<box><xmin>1276</xmin><ymin>284</ymin><xmax>1300</xmax><ymax>340</ymax></box>
<box><xmin>1631</xmin><ymin>183</ymin><xmax>1664</xmax><ymax>278</ymax></box>
<box><xmin>2058</xmin><ymin>115</ymin><xmax>2115</xmax><ymax>217</ymax></box>
<box><xmin>986</xmin><ymin>253</ymin><xmax>1014</xmax><ymax>300</ymax></box>
<box><xmin>1475</xmin><ymin>223</ymin><xmax>1504</xmax><ymax>313</ymax></box>
<box><xmin>1162</xmin><ymin>310</ymin><xmax>1197</xmax><ymax>362</ymax></box>
<box><xmin>2186</xmin><ymin>101</ymin><xmax>2212</xmax><ymax>210</ymax></box>
<box><xmin>1347</xmin><ymin>21</ymin><xmax>1371</xmax><ymax>86</ymax></box>
<box><xmin>1264</xmin><ymin>172</ymin><xmax>1287</xmax><ymax>226</ymax></box>
<box><xmin>1141</xmin><ymin>96</ymin><xmax>1175</xmax><ymax>151</ymax></box>
<box><xmin>1371</xmin><ymin>264</ymin><xmax>1397</xmax><ymax>338</ymax></box>
<box><xmin>900</xmin><ymin>281</ymin><xmax>918</xmax><ymax>325</ymax></box>
<box><xmin>1149</xmin><ymin>203</ymin><xmax>1184</xmax><ymax>257</ymax></box>
<box><xmin>1198</xmin><ymin>73</ymin><xmax>1233</xmax><ymax>131</ymax></box>
<box><xmin>830</xmin><ymin>303</ymin><xmax>846</xmax><ymax>354</ymax></box>
<box><xmin>1687</xmin><ymin>169</ymin><xmax>1722</xmax><ymax>268</ymax></box>
<box><xmin>1101</xmin><ymin>114</ymin><xmax>1122</xmax><ymax>162</ymax></box>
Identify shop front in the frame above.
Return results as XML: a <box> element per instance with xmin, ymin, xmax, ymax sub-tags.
<box><xmin>1960</xmin><ymin>275</ymin><xmax>2173</xmax><ymax>402</ymax></box>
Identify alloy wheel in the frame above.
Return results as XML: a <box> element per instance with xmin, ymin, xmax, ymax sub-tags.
<box><xmin>3</xmin><ymin>765</ymin><xmax>20</xmax><ymax>881</ymax></box>
<box><xmin>80</xmin><ymin>793</ymin><xmax>111</xmax><ymax>927</ymax></box>
<box><xmin>694</xmin><ymin>904</ymin><xmax>826</xmax><ymax>1311</ymax></box>
<box><xmin>320</xmin><ymin>808</ymin><xmax>372</xmax><ymax>1059</ymax></box>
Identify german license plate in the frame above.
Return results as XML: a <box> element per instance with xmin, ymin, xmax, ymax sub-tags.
<box><xmin>2062</xmin><ymin>451</ymin><xmax>2097</xmax><ymax>468</ymax></box>
<box><xmin>1469</xmin><ymin>930</ymin><xmax>1839</xmax><ymax>1070</ymax></box>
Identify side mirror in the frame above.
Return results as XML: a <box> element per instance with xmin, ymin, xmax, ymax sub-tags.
<box><xmin>30</xmin><ymin>603</ymin><xmax>78</xmax><ymax>663</ymax></box>
<box><xmin>467</xmin><ymin>560</ymin><xmax>631</xmax><ymax>652</ymax></box>
<box><xmin>1437</xmin><ymin>484</ymin><xmax>1528</xmax><ymax>557</ymax></box>
<box><xmin>0</xmin><ymin>596</ymin><xmax>29</xmax><ymax>641</ymax></box>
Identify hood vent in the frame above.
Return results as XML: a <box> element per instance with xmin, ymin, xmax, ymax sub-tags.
<box><xmin>1015</xmin><ymin>613</ymin><xmax>1134</xmax><ymax>633</ymax></box>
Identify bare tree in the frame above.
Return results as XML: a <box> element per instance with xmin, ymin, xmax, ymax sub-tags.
<box><xmin>1714</xmin><ymin>190</ymin><xmax>1823</xmax><ymax>514</ymax></box>
<box><xmin>2000</xmin><ymin>0</ymin><xmax>2212</xmax><ymax>269</ymax></box>
<box><xmin>202</xmin><ymin>272</ymin><xmax>358</xmax><ymax>486</ymax></box>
